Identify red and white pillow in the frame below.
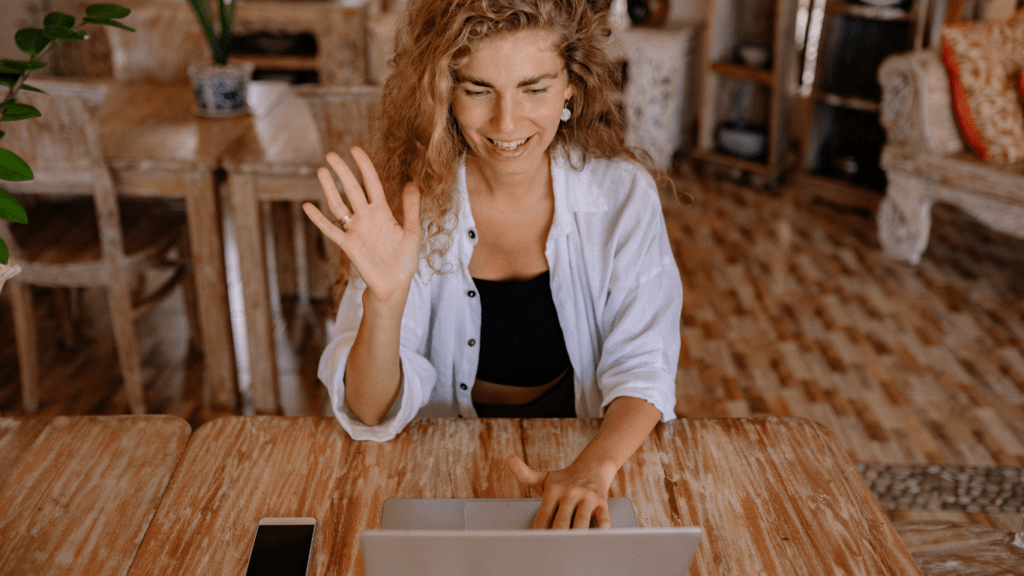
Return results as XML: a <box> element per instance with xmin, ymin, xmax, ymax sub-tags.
<box><xmin>940</xmin><ymin>9</ymin><xmax>1024</xmax><ymax>162</ymax></box>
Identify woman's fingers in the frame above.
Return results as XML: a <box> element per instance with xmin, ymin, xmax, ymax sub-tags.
<box><xmin>302</xmin><ymin>202</ymin><xmax>347</xmax><ymax>249</ymax></box>
<box><xmin>326</xmin><ymin>151</ymin><xmax>369</xmax><ymax>211</ymax></box>
<box><xmin>351</xmin><ymin>146</ymin><xmax>386</xmax><ymax>205</ymax></box>
<box><xmin>593</xmin><ymin>504</ymin><xmax>612</xmax><ymax>529</ymax></box>
<box><xmin>507</xmin><ymin>455</ymin><xmax>546</xmax><ymax>486</ymax></box>
<box><xmin>316</xmin><ymin>166</ymin><xmax>351</xmax><ymax>220</ymax></box>
<box><xmin>401</xmin><ymin>181</ymin><xmax>422</xmax><ymax>232</ymax></box>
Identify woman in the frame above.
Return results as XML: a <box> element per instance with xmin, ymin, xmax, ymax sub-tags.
<box><xmin>303</xmin><ymin>0</ymin><xmax>683</xmax><ymax>529</ymax></box>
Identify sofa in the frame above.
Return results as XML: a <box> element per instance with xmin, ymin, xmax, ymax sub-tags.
<box><xmin>875</xmin><ymin>48</ymin><xmax>1024</xmax><ymax>264</ymax></box>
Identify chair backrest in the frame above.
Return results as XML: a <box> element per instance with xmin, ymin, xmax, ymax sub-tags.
<box><xmin>293</xmin><ymin>84</ymin><xmax>382</xmax><ymax>164</ymax></box>
<box><xmin>293</xmin><ymin>84</ymin><xmax>381</xmax><ymax>304</ymax></box>
<box><xmin>105</xmin><ymin>1</ymin><xmax>211</xmax><ymax>83</ymax></box>
<box><xmin>0</xmin><ymin>89</ymin><xmax>127</xmax><ymax>266</ymax></box>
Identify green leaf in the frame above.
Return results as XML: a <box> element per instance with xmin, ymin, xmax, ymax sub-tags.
<box><xmin>0</xmin><ymin>149</ymin><xmax>33</xmax><ymax>182</ymax></box>
<box><xmin>42</xmin><ymin>25</ymin><xmax>87</xmax><ymax>41</ymax></box>
<box><xmin>86</xmin><ymin>4</ymin><xmax>131</xmax><ymax>19</ymax></box>
<box><xmin>0</xmin><ymin>237</ymin><xmax>9</xmax><ymax>264</ymax></box>
<box><xmin>0</xmin><ymin>59</ymin><xmax>47</xmax><ymax>73</ymax></box>
<box><xmin>0</xmin><ymin>188</ymin><xmax>28</xmax><ymax>224</ymax></box>
<box><xmin>1</xmin><ymin>103</ymin><xmax>42</xmax><ymax>122</ymax></box>
<box><xmin>19</xmin><ymin>84</ymin><xmax>45</xmax><ymax>94</ymax></box>
<box><xmin>82</xmin><ymin>17</ymin><xmax>135</xmax><ymax>32</ymax></box>
<box><xmin>15</xmin><ymin>28</ymin><xmax>49</xmax><ymax>55</ymax></box>
<box><xmin>43</xmin><ymin>11</ymin><xmax>76</xmax><ymax>28</ymax></box>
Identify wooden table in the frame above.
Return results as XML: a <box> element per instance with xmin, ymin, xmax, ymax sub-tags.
<box><xmin>0</xmin><ymin>415</ymin><xmax>191</xmax><ymax>576</ymax></box>
<box><xmin>126</xmin><ymin>416</ymin><xmax>922</xmax><ymax>575</ymax></box>
<box><xmin>98</xmin><ymin>80</ymin><xmax>293</xmax><ymax>409</ymax></box>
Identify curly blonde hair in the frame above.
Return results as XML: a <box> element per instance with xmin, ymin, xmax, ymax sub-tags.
<box><xmin>369</xmin><ymin>0</ymin><xmax>647</xmax><ymax>271</ymax></box>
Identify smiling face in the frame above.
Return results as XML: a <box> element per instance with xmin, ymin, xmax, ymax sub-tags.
<box><xmin>451</xmin><ymin>28</ymin><xmax>574</xmax><ymax>183</ymax></box>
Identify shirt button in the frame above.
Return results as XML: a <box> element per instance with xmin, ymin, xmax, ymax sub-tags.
<box><xmin>459</xmin><ymin>383</ymin><xmax>468</xmax><ymax>391</ymax></box>
<box><xmin>468</xmin><ymin>339</ymin><xmax>476</xmax><ymax>346</ymax></box>
<box><xmin>468</xmin><ymin>229</ymin><xmax>476</xmax><ymax>240</ymax></box>
<box><xmin>468</xmin><ymin>290</ymin><xmax>476</xmax><ymax>298</ymax></box>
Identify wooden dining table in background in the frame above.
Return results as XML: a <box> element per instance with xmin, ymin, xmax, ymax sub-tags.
<box><xmin>125</xmin><ymin>415</ymin><xmax>923</xmax><ymax>575</ymax></box>
<box><xmin>221</xmin><ymin>83</ymin><xmax>379</xmax><ymax>414</ymax></box>
<box><xmin>221</xmin><ymin>86</ymin><xmax>327</xmax><ymax>413</ymax></box>
<box><xmin>97</xmin><ymin>80</ymin><xmax>294</xmax><ymax>410</ymax></box>
<box><xmin>0</xmin><ymin>415</ymin><xmax>191</xmax><ymax>576</ymax></box>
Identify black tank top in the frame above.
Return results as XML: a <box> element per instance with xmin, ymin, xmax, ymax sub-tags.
<box><xmin>472</xmin><ymin>271</ymin><xmax>572</xmax><ymax>387</ymax></box>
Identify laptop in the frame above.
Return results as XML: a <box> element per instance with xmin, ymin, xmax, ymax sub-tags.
<box><xmin>360</xmin><ymin>498</ymin><xmax>703</xmax><ymax>576</ymax></box>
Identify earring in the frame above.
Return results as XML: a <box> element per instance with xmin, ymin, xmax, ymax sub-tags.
<box><xmin>560</xmin><ymin>105</ymin><xmax>572</xmax><ymax>122</ymax></box>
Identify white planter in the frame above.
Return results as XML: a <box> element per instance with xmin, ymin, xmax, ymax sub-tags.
<box><xmin>187</xmin><ymin>61</ymin><xmax>255</xmax><ymax>118</ymax></box>
<box><xmin>0</xmin><ymin>256</ymin><xmax>21</xmax><ymax>296</ymax></box>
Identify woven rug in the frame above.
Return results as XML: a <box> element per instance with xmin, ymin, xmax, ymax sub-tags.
<box><xmin>857</xmin><ymin>464</ymin><xmax>1024</xmax><ymax>514</ymax></box>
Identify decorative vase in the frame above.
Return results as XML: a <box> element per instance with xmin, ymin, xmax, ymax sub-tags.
<box><xmin>187</xmin><ymin>61</ymin><xmax>255</xmax><ymax>118</ymax></box>
<box><xmin>0</xmin><ymin>257</ymin><xmax>21</xmax><ymax>296</ymax></box>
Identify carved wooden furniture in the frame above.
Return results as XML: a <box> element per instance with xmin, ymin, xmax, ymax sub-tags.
<box><xmin>124</xmin><ymin>416</ymin><xmax>922</xmax><ymax>575</ymax></box>
<box><xmin>222</xmin><ymin>84</ymin><xmax>380</xmax><ymax>414</ymax></box>
<box><xmin>893</xmin><ymin>518</ymin><xmax>1024</xmax><ymax>576</ymax></box>
<box><xmin>104</xmin><ymin>1</ymin><xmax>211</xmax><ymax>83</ymax></box>
<box><xmin>0</xmin><ymin>415</ymin><xmax>191</xmax><ymax>575</ymax></box>
<box><xmin>793</xmin><ymin>0</ymin><xmax>933</xmax><ymax>208</ymax></box>
<box><xmin>1</xmin><ymin>88</ymin><xmax>189</xmax><ymax>414</ymax></box>
<box><xmin>692</xmin><ymin>0</ymin><xmax>801</xmax><ymax>184</ymax></box>
<box><xmin>875</xmin><ymin>49</ymin><xmax>1024</xmax><ymax>264</ymax></box>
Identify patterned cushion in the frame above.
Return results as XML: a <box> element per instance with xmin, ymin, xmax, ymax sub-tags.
<box><xmin>940</xmin><ymin>10</ymin><xmax>1024</xmax><ymax>162</ymax></box>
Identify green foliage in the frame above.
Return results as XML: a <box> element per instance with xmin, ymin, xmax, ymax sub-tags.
<box><xmin>0</xmin><ymin>189</ymin><xmax>28</xmax><ymax>223</ymax></box>
<box><xmin>185</xmin><ymin>0</ymin><xmax>236</xmax><ymax>66</ymax></box>
<box><xmin>1</xmin><ymin>102</ymin><xmax>41</xmax><ymax>122</ymax></box>
<box><xmin>0</xmin><ymin>4</ymin><xmax>133</xmax><ymax>264</ymax></box>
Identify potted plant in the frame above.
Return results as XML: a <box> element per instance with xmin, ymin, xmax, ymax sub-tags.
<box><xmin>0</xmin><ymin>4</ymin><xmax>134</xmax><ymax>294</ymax></box>
<box><xmin>185</xmin><ymin>0</ymin><xmax>254</xmax><ymax>117</ymax></box>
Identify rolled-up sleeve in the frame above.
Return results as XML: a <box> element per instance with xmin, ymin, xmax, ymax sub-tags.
<box><xmin>318</xmin><ymin>267</ymin><xmax>437</xmax><ymax>441</ymax></box>
<box><xmin>595</xmin><ymin>172</ymin><xmax>683</xmax><ymax>421</ymax></box>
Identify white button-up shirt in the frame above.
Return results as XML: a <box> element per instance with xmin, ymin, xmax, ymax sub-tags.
<box><xmin>319</xmin><ymin>148</ymin><xmax>684</xmax><ymax>441</ymax></box>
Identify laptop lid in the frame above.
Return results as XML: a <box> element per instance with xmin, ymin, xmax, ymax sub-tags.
<box><xmin>381</xmin><ymin>498</ymin><xmax>640</xmax><ymax>530</ymax></box>
<box><xmin>361</xmin><ymin>499</ymin><xmax>703</xmax><ymax>576</ymax></box>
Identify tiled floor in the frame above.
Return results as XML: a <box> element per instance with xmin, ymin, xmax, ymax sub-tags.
<box><xmin>2</xmin><ymin>169</ymin><xmax>1022</xmax><ymax>531</ymax></box>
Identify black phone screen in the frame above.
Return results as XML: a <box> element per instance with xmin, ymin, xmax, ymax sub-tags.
<box><xmin>245</xmin><ymin>523</ymin><xmax>315</xmax><ymax>576</ymax></box>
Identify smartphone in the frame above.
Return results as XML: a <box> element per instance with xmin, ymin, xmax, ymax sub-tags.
<box><xmin>243</xmin><ymin>517</ymin><xmax>317</xmax><ymax>576</ymax></box>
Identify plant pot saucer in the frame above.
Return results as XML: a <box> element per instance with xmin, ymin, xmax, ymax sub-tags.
<box><xmin>190</xmin><ymin>104</ymin><xmax>252</xmax><ymax>119</ymax></box>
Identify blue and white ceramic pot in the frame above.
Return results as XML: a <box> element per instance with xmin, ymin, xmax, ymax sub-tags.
<box><xmin>187</xmin><ymin>61</ymin><xmax>255</xmax><ymax>118</ymax></box>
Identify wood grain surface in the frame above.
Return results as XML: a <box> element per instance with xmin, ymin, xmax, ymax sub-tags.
<box><xmin>127</xmin><ymin>416</ymin><xmax>921</xmax><ymax>576</ymax></box>
<box><xmin>0</xmin><ymin>416</ymin><xmax>191</xmax><ymax>576</ymax></box>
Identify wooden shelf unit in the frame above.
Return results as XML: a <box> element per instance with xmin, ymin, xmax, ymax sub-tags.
<box><xmin>794</xmin><ymin>0</ymin><xmax>931</xmax><ymax>205</ymax></box>
<box><xmin>693</xmin><ymin>0</ymin><xmax>802</xmax><ymax>184</ymax></box>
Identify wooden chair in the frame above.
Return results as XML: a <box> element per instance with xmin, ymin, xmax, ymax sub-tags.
<box><xmin>894</xmin><ymin>516</ymin><xmax>1024</xmax><ymax>576</ymax></box>
<box><xmin>0</xmin><ymin>86</ymin><xmax>190</xmax><ymax>414</ymax></box>
<box><xmin>285</xmin><ymin>84</ymin><xmax>379</xmax><ymax>311</ymax></box>
<box><xmin>104</xmin><ymin>1</ymin><xmax>211</xmax><ymax>83</ymax></box>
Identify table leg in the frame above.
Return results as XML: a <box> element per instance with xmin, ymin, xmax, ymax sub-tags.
<box><xmin>185</xmin><ymin>173</ymin><xmax>239</xmax><ymax>410</ymax></box>
<box><xmin>228</xmin><ymin>174</ymin><xmax>280</xmax><ymax>414</ymax></box>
